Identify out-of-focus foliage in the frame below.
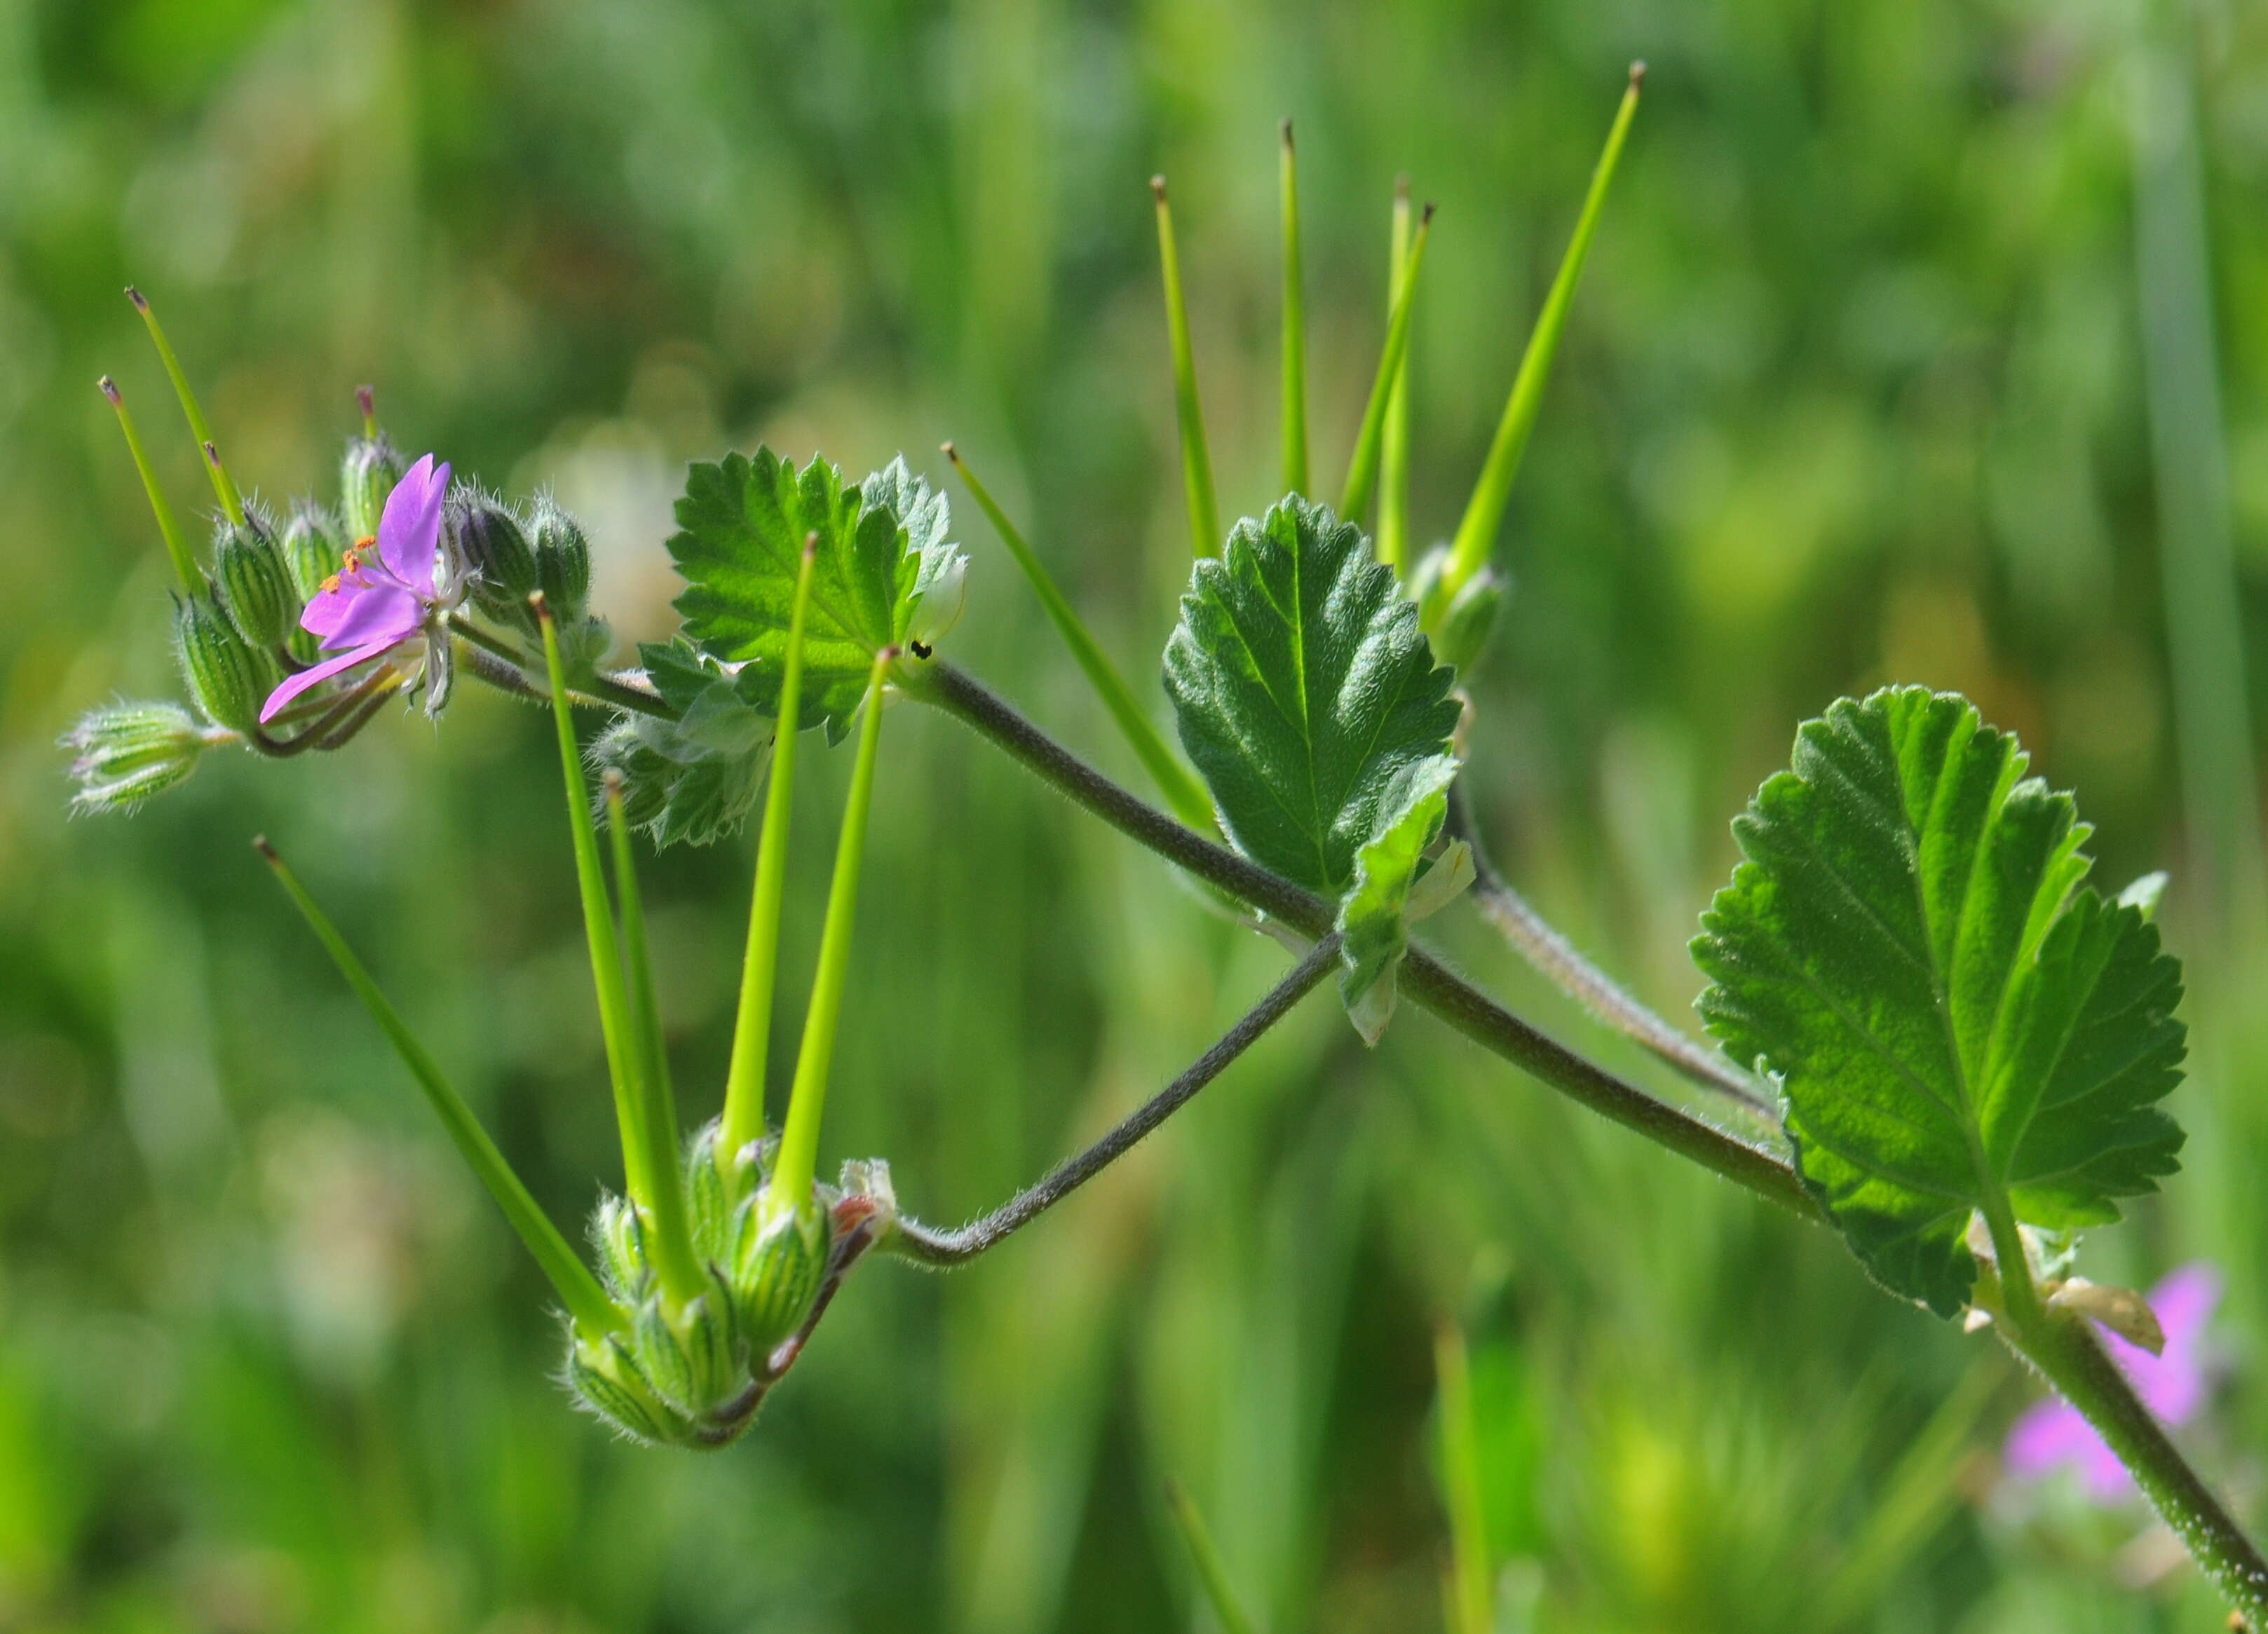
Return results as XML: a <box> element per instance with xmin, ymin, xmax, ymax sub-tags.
<box><xmin>3</xmin><ymin>0</ymin><xmax>2266</xmax><ymax>1630</ymax></box>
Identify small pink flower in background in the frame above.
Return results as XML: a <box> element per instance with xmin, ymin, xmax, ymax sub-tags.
<box><xmin>261</xmin><ymin>454</ymin><xmax>456</xmax><ymax>722</ymax></box>
<box><xmin>2004</xmin><ymin>1262</ymin><xmax>2221</xmax><ymax>1499</ymax></box>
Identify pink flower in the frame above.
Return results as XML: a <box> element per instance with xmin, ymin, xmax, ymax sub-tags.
<box><xmin>261</xmin><ymin>454</ymin><xmax>454</xmax><ymax>723</ymax></box>
<box><xmin>2004</xmin><ymin>1263</ymin><xmax>2221</xmax><ymax>1499</ymax></box>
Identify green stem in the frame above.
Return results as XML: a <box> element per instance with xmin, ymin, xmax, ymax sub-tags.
<box><xmin>1443</xmin><ymin>63</ymin><xmax>1642</xmax><ymax>591</ymax></box>
<box><xmin>447</xmin><ymin>615</ymin><xmax>673</xmax><ymax>719</ymax></box>
<box><xmin>765</xmin><ymin>648</ymin><xmax>894</xmax><ymax>1219</ymax></box>
<box><xmin>1339</xmin><ymin>201</ymin><xmax>1434</xmax><ymax>526</ymax></box>
<box><xmin>126</xmin><ymin>286</ymin><xmax>243</xmax><ymax>526</ymax></box>
<box><xmin>943</xmin><ymin>443</ymin><xmax>1218</xmax><ymax>834</ymax></box>
<box><xmin>1444</xmin><ymin>780</ymin><xmax>1773</xmax><ymax>1115</ymax></box>
<box><xmin>1434</xmin><ymin>1320</ymin><xmax>1492</xmax><ymax>1634</ymax></box>
<box><xmin>1377</xmin><ymin>180</ymin><xmax>1415</xmax><ymax>573</ymax></box>
<box><xmin>913</xmin><ymin>659</ymin><xmax>2268</xmax><ymax>1623</ymax></box>
<box><xmin>719</xmin><ymin>543</ymin><xmax>818</xmax><ymax>1165</ymax></box>
<box><xmin>1153</xmin><ymin>176</ymin><xmax>1221</xmax><ymax>559</ymax></box>
<box><xmin>97</xmin><ymin>376</ymin><xmax>197</xmax><ymax>590</ymax></box>
<box><xmin>255</xmin><ymin>837</ymin><xmax>623</xmax><ymax>1339</ymax></box>
<box><xmin>1164</xmin><ymin>1478</ymin><xmax>1259</xmax><ymax>1634</ymax></box>
<box><xmin>602</xmin><ymin>774</ymin><xmax>704</xmax><ymax>1302</ymax></box>
<box><xmin>909</xmin><ymin>662</ymin><xmax>1819</xmax><ymax>1220</ymax></box>
<box><xmin>1279</xmin><ymin>120</ymin><xmax>1309</xmax><ymax>501</ymax></box>
<box><xmin>2002</xmin><ymin>1308</ymin><xmax>2268</xmax><ymax>1627</ymax></box>
<box><xmin>536</xmin><ymin>599</ymin><xmax>658</xmax><ymax>1230</ymax></box>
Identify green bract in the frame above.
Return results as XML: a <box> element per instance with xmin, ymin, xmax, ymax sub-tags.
<box><xmin>1163</xmin><ymin>496</ymin><xmax>1460</xmax><ymax>1038</ymax></box>
<box><xmin>1692</xmin><ymin>688</ymin><xmax>2187</xmax><ymax>1317</ymax></box>
<box><xmin>597</xmin><ymin>640</ymin><xmax>776</xmax><ymax>846</ymax></box>
<box><xmin>668</xmin><ymin>449</ymin><xmax>966</xmax><ymax>741</ymax></box>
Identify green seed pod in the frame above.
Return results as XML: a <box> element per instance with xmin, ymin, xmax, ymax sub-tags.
<box><xmin>341</xmin><ymin>434</ymin><xmax>405</xmax><ymax>542</ymax></box>
<box><xmin>684</xmin><ymin>1123</ymin><xmax>736</xmax><ymax>1265</ymax></box>
<box><xmin>449</xmin><ymin>489</ymin><xmax>540</xmax><ymax>631</ymax></box>
<box><xmin>530</xmin><ymin>497</ymin><xmax>591</xmax><ymax>622</ymax></box>
<box><xmin>592</xmin><ymin>1194</ymin><xmax>650</xmax><ymax>1303</ymax></box>
<box><xmin>731</xmin><ymin>1198</ymin><xmax>827</xmax><ymax>1354</ymax></box>
<box><xmin>174</xmin><ymin>592</ymin><xmax>273</xmax><ymax>734</ymax></box>
<box><xmin>281</xmin><ymin>506</ymin><xmax>345</xmax><ymax>601</ymax></box>
<box><xmin>62</xmin><ymin>702</ymin><xmax>209</xmax><ymax>812</ymax></box>
<box><xmin>629</xmin><ymin>1276</ymin><xmax>746</xmax><ymax>1421</ymax></box>
<box><xmin>1409</xmin><ymin>545</ymin><xmax>1509</xmax><ymax>674</ymax></box>
<box><xmin>567</xmin><ymin>1331</ymin><xmax>698</xmax><ymax>1446</ymax></box>
<box><xmin>212</xmin><ymin>509</ymin><xmax>297</xmax><ymax>650</ymax></box>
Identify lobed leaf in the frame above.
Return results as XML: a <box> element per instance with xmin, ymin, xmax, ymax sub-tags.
<box><xmin>1164</xmin><ymin>496</ymin><xmax>1460</xmax><ymax>1037</ymax></box>
<box><xmin>1692</xmin><ymin>688</ymin><xmax>2185</xmax><ymax>1316</ymax></box>
<box><xmin>667</xmin><ymin>449</ymin><xmax>964</xmax><ymax>741</ymax></box>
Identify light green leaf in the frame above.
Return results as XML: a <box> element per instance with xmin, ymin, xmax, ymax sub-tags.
<box><xmin>1692</xmin><ymin>688</ymin><xmax>2185</xmax><ymax>1316</ymax></box>
<box><xmin>592</xmin><ymin>641</ymin><xmax>773</xmax><ymax>847</ymax></box>
<box><xmin>1337</xmin><ymin>763</ymin><xmax>1455</xmax><ymax>1044</ymax></box>
<box><xmin>1164</xmin><ymin>496</ymin><xmax>1461</xmax><ymax>1036</ymax></box>
<box><xmin>667</xmin><ymin>449</ymin><xmax>965</xmax><ymax>741</ymax></box>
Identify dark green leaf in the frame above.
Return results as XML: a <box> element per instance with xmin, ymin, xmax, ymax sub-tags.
<box><xmin>1692</xmin><ymin>688</ymin><xmax>2185</xmax><ymax>1316</ymax></box>
<box><xmin>667</xmin><ymin>449</ymin><xmax>964</xmax><ymax>741</ymax></box>
<box><xmin>1164</xmin><ymin>496</ymin><xmax>1460</xmax><ymax>1037</ymax></box>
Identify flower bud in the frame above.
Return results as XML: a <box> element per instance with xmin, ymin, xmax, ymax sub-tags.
<box><xmin>530</xmin><ymin>498</ymin><xmax>592</xmax><ymax>623</ymax></box>
<box><xmin>212</xmin><ymin>508</ymin><xmax>297</xmax><ymax>650</ymax></box>
<box><xmin>174</xmin><ymin>592</ymin><xmax>274</xmax><ymax>733</ymax></box>
<box><xmin>592</xmin><ymin>1193</ymin><xmax>650</xmax><ymax>1302</ymax></box>
<box><xmin>63</xmin><ymin>701</ymin><xmax>210</xmax><ymax>812</ymax></box>
<box><xmin>449</xmin><ymin>488</ymin><xmax>541</xmax><ymax>632</ymax></box>
<box><xmin>568</xmin><ymin>1331</ymin><xmax>698</xmax><ymax>1446</ymax></box>
<box><xmin>684</xmin><ymin>1122</ymin><xmax>735</xmax><ymax>1264</ymax></box>
<box><xmin>341</xmin><ymin>435</ymin><xmax>405</xmax><ymax>542</ymax></box>
<box><xmin>630</xmin><ymin>1274</ymin><xmax>747</xmax><ymax>1419</ymax></box>
<box><xmin>1409</xmin><ymin>545</ymin><xmax>1509</xmax><ymax>673</ymax></box>
<box><xmin>730</xmin><ymin>1197</ymin><xmax>827</xmax><ymax>1353</ymax></box>
<box><xmin>278</xmin><ymin>510</ymin><xmax>342</xmax><ymax>666</ymax></box>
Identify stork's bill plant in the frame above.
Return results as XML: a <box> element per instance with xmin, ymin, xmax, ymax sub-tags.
<box><xmin>67</xmin><ymin>66</ymin><xmax>2268</xmax><ymax>1626</ymax></box>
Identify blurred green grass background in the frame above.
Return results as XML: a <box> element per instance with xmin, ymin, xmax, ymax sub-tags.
<box><xmin>4</xmin><ymin>0</ymin><xmax>2267</xmax><ymax>1628</ymax></box>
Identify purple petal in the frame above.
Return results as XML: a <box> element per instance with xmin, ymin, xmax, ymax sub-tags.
<box><xmin>2005</xmin><ymin>1399</ymin><xmax>2097</xmax><ymax>1477</ymax></box>
<box><xmin>376</xmin><ymin>454</ymin><xmax>449</xmax><ymax>588</ymax></box>
<box><xmin>259</xmin><ymin>641</ymin><xmax>399</xmax><ymax>723</ymax></box>
<box><xmin>302</xmin><ymin>578</ymin><xmax>422</xmax><ymax>651</ymax></box>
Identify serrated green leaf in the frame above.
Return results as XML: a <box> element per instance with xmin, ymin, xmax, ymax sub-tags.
<box><xmin>1337</xmin><ymin>762</ymin><xmax>1455</xmax><ymax>1044</ymax></box>
<box><xmin>667</xmin><ymin>449</ymin><xmax>965</xmax><ymax>742</ymax></box>
<box><xmin>595</xmin><ymin>642</ymin><xmax>775</xmax><ymax>847</ymax></box>
<box><xmin>1164</xmin><ymin>496</ymin><xmax>1460</xmax><ymax>1034</ymax></box>
<box><xmin>1692</xmin><ymin>687</ymin><xmax>2185</xmax><ymax>1317</ymax></box>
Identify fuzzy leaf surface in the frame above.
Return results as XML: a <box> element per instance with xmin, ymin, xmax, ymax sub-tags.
<box><xmin>1164</xmin><ymin>496</ymin><xmax>1459</xmax><ymax>1036</ymax></box>
<box><xmin>668</xmin><ymin>449</ymin><xmax>963</xmax><ymax>741</ymax></box>
<box><xmin>1692</xmin><ymin>688</ymin><xmax>2185</xmax><ymax>1316</ymax></box>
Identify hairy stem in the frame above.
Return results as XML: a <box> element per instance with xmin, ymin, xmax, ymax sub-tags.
<box><xmin>890</xmin><ymin>936</ymin><xmax>1340</xmax><ymax>1264</ymax></box>
<box><xmin>1444</xmin><ymin>779</ymin><xmax>1774</xmax><ymax>1115</ymax></box>
<box><xmin>2002</xmin><ymin>1310</ymin><xmax>2268</xmax><ymax>1626</ymax></box>
<box><xmin>97</xmin><ymin>376</ymin><xmax>197</xmax><ymax>590</ymax></box>
<box><xmin>904</xmin><ymin>661</ymin><xmax>1818</xmax><ymax>1219</ymax></box>
<box><xmin>910</xmin><ymin>660</ymin><xmax>2264</xmax><ymax>1623</ymax></box>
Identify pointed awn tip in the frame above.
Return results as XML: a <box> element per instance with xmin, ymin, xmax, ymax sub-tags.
<box><xmin>1629</xmin><ymin>60</ymin><xmax>1648</xmax><ymax>88</ymax></box>
<box><xmin>125</xmin><ymin>285</ymin><xmax>149</xmax><ymax>311</ymax></box>
<box><xmin>1279</xmin><ymin>118</ymin><xmax>1293</xmax><ymax>149</ymax></box>
<box><xmin>97</xmin><ymin>375</ymin><xmax>121</xmax><ymax>404</ymax></box>
<box><xmin>1150</xmin><ymin>175</ymin><xmax>1168</xmax><ymax>202</ymax></box>
<box><xmin>252</xmin><ymin>833</ymin><xmax>278</xmax><ymax>862</ymax></box>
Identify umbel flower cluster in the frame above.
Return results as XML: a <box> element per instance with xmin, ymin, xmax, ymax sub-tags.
<box><xmin>61</xmin><ymin>75</ymin><xmax>2268</xmax><ymax>1626</ymax></box>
